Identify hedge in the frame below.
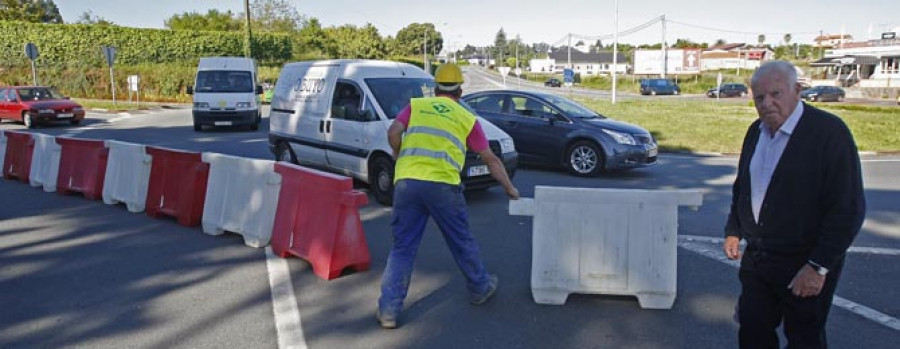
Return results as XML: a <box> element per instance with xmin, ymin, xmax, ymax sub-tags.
<box><xmin>0</xmin><ymin>20</ymin><xmax>292</xmax><ymax>66</ymax></box>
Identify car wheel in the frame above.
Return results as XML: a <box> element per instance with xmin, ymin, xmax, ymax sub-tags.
<box><xmin>650</xmin><ymin>90</ymin><xmax>657</xmax><ymax>96</ymax></box>
<box><xmin>23</xmin><ymin>113</ymin><xmax>35</xmax><ymax>128</ymax></box>
<box><xmin>674</xmin><ymin>90</ymin><xmax>680</xmax><ymax>95</ymax></box>
<box><xmin>740</xmin><ymin>91</ymin><xmax>747</xmax><ymax>97</ymax></box>
<box><xmin>276</xmin><ymin>141</ymin><xmax>297</xmax><ymax>164</ymax></box>
<box><xmin>193</xmin><ymin>123</ymin><xmax>202</xmax><ymax>132</ymax></box>
<box><xmin>837</xmin><ymin>95</ymin><xmax>844</xmax><ymax>102</ymax></box>
<box><xmin>566</xmin><ymin>141</ymin><xmax>604</xmax><ymax>177</ymax></box>
<box><xmin>370</xmin><ymin>156</ymin><xmax>394</xmax><ymax>206</ymax></box>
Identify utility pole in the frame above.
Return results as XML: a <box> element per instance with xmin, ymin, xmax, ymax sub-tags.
<box><xmin>244</xmin><ymin>0</ymin><xmax>252</xmax><ymax>58</ymax></box>
<box><xmin>424</xmin><ymin>28</ymin><xmax>428</xmax><ymax>72</ymax></box>
<box><xmin>661</xmin><ymin>15</ymin><xmax>667</xmax><ymax>79</ymax></box>
<box><xmin>612</xmin><ymin>0</ymin><xmax>618</xmax><ymax>104</ymax></box>
<box><xmin>567</xmin><ymin>33</ymin><xmax>572</xmax><ymax>69</ymax></box>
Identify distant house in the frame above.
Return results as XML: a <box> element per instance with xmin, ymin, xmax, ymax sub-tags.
<box><xmin>528</xmin><ymin>49</ymin><xmax>628</xmax><ymax>76</ymax></box>
<box><xmin>700</xmin><ymin>43</ymin><xmax>773</xmax><ymax>71</ymax></box>
<box><xmin>814</xmin><ymin>34</ymin><xmax>854</xmax><ymax>49</ymax></box>
<box><xmin>811</xmin><ymin>30</ymin><xmax>900</xmax><ymax>88</ymax></box>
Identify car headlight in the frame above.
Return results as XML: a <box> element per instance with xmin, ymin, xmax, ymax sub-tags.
<box><xmin>194</xmin><ymin>102</ymin><xmax>209</xmax><ymax>108</ymax></box>
<box><xmin>602</xmin><ymin>129</ymin><xmax>637</xmax><ymax>145</ymax></box>
<box><xmin>499</xmin><ymin>137</ymin><xmax>516</xmax><ymax>153</ymax></box>
<box><xmin>236</xmin><ymin>102</ymin><xmax>252</xmax><ymax>108</ymax></box>
<box><xmin>39</xmin><ymin>109</ymin><xmax>54</xmax><ymax>114</ymax></box>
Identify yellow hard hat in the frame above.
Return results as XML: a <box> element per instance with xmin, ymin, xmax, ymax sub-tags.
<box><xmin>434</xmin><ymin>63</ymin><xmax>464</xmax><ymax>84</ymax></box>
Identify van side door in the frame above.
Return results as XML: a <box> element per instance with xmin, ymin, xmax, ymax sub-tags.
<box><xmin>269</xmin><ymin>64</ymin><xmax>337</xmax><ymax>167</ymax></box>
<box><xmin>324</xmin><ymin>80</ymin><xmax>371</xmax><ymax>176</ymax></box>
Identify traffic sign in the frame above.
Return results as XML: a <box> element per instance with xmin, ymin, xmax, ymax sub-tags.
<box><xmin>514</xmin><ymin>68</ymin><xmax>522</xmax><ymax>77</ymax></box>
<box><xmin>23</xmin><ymin>42</ymin><xmax>39</xmax><ymax>60</ymax></box>
<box><xmin>128</xmin><ymin>75</ymin><xmax>140</xmax><ymax>92</ymax></box>
<box><xmin>101</xmin><ymin>46</ymin><xmax>117</xmax><ymax>66</ymax></box>
<box><xmin>498</xmin><ymin>66</ymin><xmax>511</xmax><ymax>76</ymax></box>
<box><xmin>563</xmin><ymin>68</ymin><xmax>575</xmax><ymax>83</ymax></box>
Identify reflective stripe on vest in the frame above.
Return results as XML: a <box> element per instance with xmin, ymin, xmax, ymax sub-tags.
<box><xmin>394</xmin><ymin>97</ymin><xmax>476</xmax><ymax>185</ymax></box>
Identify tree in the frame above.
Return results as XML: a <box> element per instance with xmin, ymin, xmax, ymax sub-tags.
<box><xmin>783</xmin><ymin>33</ymin><xmax>792</xmax><ymax>46</ymax></box>
<box><xmin>295</xmin><ymin>17</ymin><xmax>337</xmax><ymax>58</ymax></box>
<box><xmin>494</xmin><ymin>27</ymin><xmax>507</xmax><ymax>60</ymax></box>
<box><xmin>165</xmin><ymin>9</ymin><xmax>242</xmax><ymax>31</ymax></box>
<box><xmin>393</xmin><ymin>23</ymin><xmax>442</xmax><ymax>57</ymax></box>
<box><xmin>714</xmin><ymin>39</ymin><xmax>727</xmax><ymax>47</ymax></box>
<box><xmin>757</xmin><ymin>34</ymin><xmax>765</xmax><ymax>45</ymax></box>
<box><xmin>75</xmin><ymin>10</ymin><xmax>114</xmax><ymax>26</ymax></box>
<box><xmin>247</xmin><ymin>0</ymin><xmax>305</xmax><ymax>32</ymax></box>
<box><xmin>672</xmin><ymin>38</ymin><xmax>703</xmax><ymax>49</ymax></box>
<box><xmin>325</xmin><ymin>24</ymin><xmax>386</xmax><ymax>59</ymax></box>
<box><xmin>0</xmin><ymin>0</ymin><xmax>63</xmax><ymax>23</ymax></box>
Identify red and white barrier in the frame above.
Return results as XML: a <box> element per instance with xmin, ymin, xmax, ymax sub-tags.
<box><xmin>102</xmin><ymin>140</ymin><xmax>152</xmax><ymax>212</ymax></box>
<box><xmin>2</xmin><ymin>131</ymin><xmax>34</xmax><ymax>182</ymax></box>
<box><xmin>56</xmin><ymin>138</ymin><xmax>108</xmax><ymax>200</ymax></box>
<box><xmin>28</xmin><ymin>133</ymin><xmax>61</xmax><ymax>192</ymax></box>
<box><xmin>201</xmin><ymin>152</ymin><xmax>281</xmax><ymax>248</ymax></box>
<box><xmin>145</xmin><ymin>146</ymin><xmax>209</xmax><ymax>227</ymax></box>
<box><xmin>0</xmin><ymin>131</ymin><xmax>7</xmax><ymax>175</ymax></box>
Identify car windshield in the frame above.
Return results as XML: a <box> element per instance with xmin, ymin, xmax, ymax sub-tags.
<box><xmin>365</xmin><ymin>78</ymin><xmax>435</xmax><ymax>119</ymax></box>
<box><xmin>196</xmin><ymin>70</ymin><xmax>254</xmax><ymax>93</ymax></box>
<box><xmin>17</xmin><ymin>87</ymin><xmax>64</xmax><ymax>101</ymax></box>
<box><xmin>645</xmin><ymin>79</ymin><xmax>674</xmax><ymax>87</ymax></box>
<box><xmin>540</xmin><ymin>94</ymin><xmax>605</xmax><ymax>119</ymax></box>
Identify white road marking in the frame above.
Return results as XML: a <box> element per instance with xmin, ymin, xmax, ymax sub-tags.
<box><xmin>467</xmin><ymin>70</ymin><xmax>505</xmax><ymax>88</ymax></box>
<box><xmin>663</xmin><ymin>155</ymin><xmax>900</xmax><ymax>163</ymax></box>
<box><xmin>678</xmin><ymin>235</ymin><xmax>900</xmax><ymax>331</ymax></box>
<box><xmin>265</xmin><ymin>247</ymin><xmax>308</xmax><ymax>349</ymax></box>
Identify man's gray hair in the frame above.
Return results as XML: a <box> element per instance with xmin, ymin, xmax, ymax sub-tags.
<box><xmin>751</xmin><ymin>60</ymin><xmax>798</xmax><ymax>87</ymax></box>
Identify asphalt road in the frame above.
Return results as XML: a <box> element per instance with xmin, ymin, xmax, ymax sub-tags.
<box><xmin>1</xmin><ymin>86</ymin><xmax>898</xmax><ymax>348</ymax></box>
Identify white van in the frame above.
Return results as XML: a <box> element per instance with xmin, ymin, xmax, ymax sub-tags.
<box><xmin>188</xmin><ymin>57</ymin><xmax>262</xmax><ymax>131</ymax></box>
<box><xmin>267</xmin><ymin>59</ymin><xmax>518</xmax><ymax>205</ymax></box>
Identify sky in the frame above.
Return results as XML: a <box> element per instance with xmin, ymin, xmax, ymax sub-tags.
<box><xmin>57</xmin><ymin>0</ymin><xmax>900</xmax><ymax>49</ymax></box>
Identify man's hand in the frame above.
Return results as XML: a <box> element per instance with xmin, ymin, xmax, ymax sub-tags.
<box><xmin>788</xmin><ymin>264</ymin><xmax>826</xmax><ymax>297</ymax></box>
<box><xmin>506</xmin><ymin>187</ymin><xmax>520</xmax><ymax>200</ymax></box>
<box><xmin>723</xmin><ymin>236</ymin><xmax>742</xmax><ymax>260</ymax></box>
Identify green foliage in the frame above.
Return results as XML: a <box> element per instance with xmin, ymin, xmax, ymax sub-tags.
<box><xmin>0</xmin><ymin>0</ymin><xmax>61</xmax><ymax>23</ymax></box>
<box><xmin>324</xmin><ymin>24</ymin><xmax>386</xmax><ymax>59</ymax></box>
<box><xmin>393</xmin><ymin>23</ymin><xmax>442</xmax><ymax>57</ymax></box>
<box><xmin>165</xmin><ymin>9</ymin><xmax>242</xmax><ymax>31</ymax></box>
<box><xmin>248</xmin><ymin>0</ymin><xmax>306</xmax><ymax>33</ymax></box>
<box><xmin>0</xmin><ymin>20</ymin><xmax>292</xmax><ymax>65</ymax></box>
<box><xmin>74</xmin><ymin>10</ymin><xmax>115</xmax><ymax>26</ymax></box>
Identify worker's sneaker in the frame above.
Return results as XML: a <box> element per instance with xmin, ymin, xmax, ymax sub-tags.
<box><xmin>376</xmin><ymin>309</ymin><xmax>398</xmax><ymax>329</ymax></box>
<box><xmin>470</xmin><ymin>274</ymin><xmax>498</xmax><ymax>305</ymax></box>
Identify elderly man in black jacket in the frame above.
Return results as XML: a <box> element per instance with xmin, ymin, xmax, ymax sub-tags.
<box><xmin>723</xmin><ymin>60</ymin><xmax>866</xmax><ymax>348</ymax></box>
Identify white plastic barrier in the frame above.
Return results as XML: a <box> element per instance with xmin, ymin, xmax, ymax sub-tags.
<box><xmin>0</xmin><ymin>130</ymin><xmax>6</xmax><ymax>173</ymax></box>
<box><xmin>28</xmin><ymin>133</ymin><xmax>61</xmax><ymax>192</ymax></box>
<box><xmin>102</xmin><ymin>140</ymin><xmax>152</xmax><ymax>213</ymax></box>
<box><xmin>201</xmin><ymin>152</ymin><xmax>282</xmax><ymax>248</ymax></box>
<box><xmin>510</xmin><ymin>186</ymin><xmax>703</xmax><ymax>309</ymax></box>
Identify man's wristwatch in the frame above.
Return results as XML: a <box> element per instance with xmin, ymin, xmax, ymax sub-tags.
<box><xmin>808</xmin><ymin>260</ymin><xmax>829</xmax><ymax>276</ymax></box>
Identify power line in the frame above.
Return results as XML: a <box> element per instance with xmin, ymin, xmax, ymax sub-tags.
<box><xmin>666</xmin><ymin>19</ymin><xmax>818</xmax><ymax>37</ymax></box>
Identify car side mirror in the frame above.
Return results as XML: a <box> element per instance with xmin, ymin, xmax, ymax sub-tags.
<box><xmin>186</xmin><ymin>86</ymin><xmax>194</xmax><ymax>95</ymax></box>
<box><xmin>256</xmin><ymin>85</ymin><xmax>263</xmax><ymax>94</ymax></box>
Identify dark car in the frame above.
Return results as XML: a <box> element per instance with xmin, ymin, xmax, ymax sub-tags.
<box><xmin>0</xmin><ymin>86</ymin><xmax>85</xmax><ymax>128</ymax></box>
<box><xmin>462</xmin><ymin>90</ymin><xmax>657</xmax><ymax>176</ymax></box>
<box><xmin>639</xmin><ymin>78</ymin><xmax>680</xmax><ymax>96</ymax></box>
<box><xmin>800</xmin><ymin>86</ymin><xmax>845</xmax><ymax>102</ymax></box>
<box><xmin>707</xmin><ymin>83</ymin><xmax>748</xmax><ymax>98</ymax></box>
<box><xmin>544</xmin><ymin>77</ymin><xmax>562</xmax><ymax>87</ymax></box>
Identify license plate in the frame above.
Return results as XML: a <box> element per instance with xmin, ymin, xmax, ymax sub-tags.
<box><xmin>648</xmin><ymin>147</ymin><xmax>658</xmax><ymax>157</ymax></box>
<box><xmin>467</xmin><ymin>165</ymin><xmax>490</xmax><ymax>177</ymax></box>
<box><xmin>57</xmin><ymin>113</ymin><xmax>74</xmax><ymax>118</ymax></box>
<box><xmin>214</xmin><ymin>121</ymin><xmax>232</xmax><ymax>126</ymax></box>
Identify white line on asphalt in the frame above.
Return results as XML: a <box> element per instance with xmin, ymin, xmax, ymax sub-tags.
<box><xmin>662</xmin><ymin>155</ymin><xmax>900</xmax><ymax>163</ymax></box>
<box><xmin>265</xmin><ymin>247</ymin><xmax>308</xmax><ymax>349</ymax></box>
<box><xmin>468</xmin><ymin>70</ymin><xmax>505</xmax><ymax>88</ymax></box>
<box><xmin>678</xmin><ymin>235</ymin><xmax>900</xmax><ymax>331</ymax></box>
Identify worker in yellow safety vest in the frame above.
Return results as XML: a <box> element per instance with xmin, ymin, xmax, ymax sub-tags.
<box><xmin>376</xmin><ymin>63</ymin><xmax>519</xmax><ymax>329</ymax></box>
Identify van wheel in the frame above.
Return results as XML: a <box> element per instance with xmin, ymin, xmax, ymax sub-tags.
<box><xmin>566</xmin><ymin>141</ymin><xmax>604</xmax><ymax>177</ymax></box>
<box><xmin>250</xmin><ymin>113</ymin><xmax>260</xmax><ymax>131</ymax></box>
<box><xmin>276</xmin><ymin>142</ymin><xmax>297</xmax><ymax>164</ymax></box>
<box><xmin>193</xmin><ymin>123</ymin><xmax>202</xmax><ymax>132</ymax></box>
<box><xmin>370</xmin><ymin>156</ymin><xmax>394</xmax><ymax>206</ymax></box>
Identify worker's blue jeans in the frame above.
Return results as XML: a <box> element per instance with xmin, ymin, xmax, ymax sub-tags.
<box><xmin>378</xmin><ymin>179</ymin><xmax>492</xmax><ymax>316</ymax></box>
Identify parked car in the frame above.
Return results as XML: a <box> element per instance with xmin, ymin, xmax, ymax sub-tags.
<box><xmin>707</xmin><ymin>83</ymin><xmax>749</xmax><ymax>98</ymax></box>
<box><xmin>462</xmin><ymin>90</ymin><xmax>657</xmax><ymax>176</ymax></box>
<box><xmin>639</xmin><ymin>78</ymin><xmax>680</xmax><ymax>95</ymax></box>
<box><xmin>544</xmin><ymin>77</ymin><xmax>562</xmax><ymax>87</ymax></box>
<box><xmin>0</xmin><ymin>86</ymin><xmax>85</xmax><ymax>128</ymax></box>
<box><xmin>800</xmin><ymin>85</ymin><xmax>845</xmax><ymax>102</ymax></box>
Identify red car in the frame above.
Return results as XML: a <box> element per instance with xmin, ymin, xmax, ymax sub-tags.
<box><xmin>0</xmin><ymin>86</ymin><xmax>85</xmax><ymax>128</ymax></box>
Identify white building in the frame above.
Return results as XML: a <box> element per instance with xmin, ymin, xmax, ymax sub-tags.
<box><xmin>812</xmin><ymin>31</ymin><xmax>900</xmax><ymax>87</ymax></box>
<box><xmin>529</xmin><ymin>50</ymin><xmax>628</xmax><ymax>76</ymax></box>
